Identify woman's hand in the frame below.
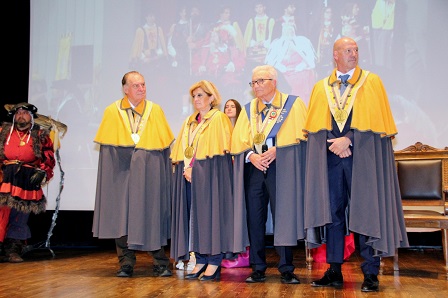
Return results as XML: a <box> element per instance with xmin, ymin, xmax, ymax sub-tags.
<box><xmin>183</xmin><ymin>167</ymin><xmax>192</xmax><ymax>183</ymax></box>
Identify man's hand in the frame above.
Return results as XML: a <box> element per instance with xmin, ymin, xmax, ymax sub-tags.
<box><xmin>328</xmin><ymin>137</ymin><xmax>352</xmax><ymax>158</ymax></box>
<box><xmin>249</xmin><ymin>147</ymin><xmax>276</xmax><ymax>172</ymax></box>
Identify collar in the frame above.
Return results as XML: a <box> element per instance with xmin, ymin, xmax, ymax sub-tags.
<box><xmin>187</xmin><ymin>108</ymin><xmax>218</xmax><ymax>125</ymax></box>
<box><xmin>121</xmin><ymin>96</ymin><xmax>146</xmax><ymax>115</ymax></box>
<box><xmin>329</xmin><ymin>66</ymin><xmax>362</xmax><ymax>86</ymax></box>
<box><xmin>256</xmin><ymin>91</ymin><xmax>281</xmax><ymax>112</ymax></box>
<box><xmin>336</xmin><ymin>68</ymin><xmax>355</xmax><ymax>80</ymax></box>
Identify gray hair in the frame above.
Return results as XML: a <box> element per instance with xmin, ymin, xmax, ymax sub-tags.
<box><xmin>252</xmin><ymin>65</ymin><xmax>278</xmax><ymax>80</ymax></box>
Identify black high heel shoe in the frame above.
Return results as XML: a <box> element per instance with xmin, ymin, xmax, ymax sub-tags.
<box><xmin>199</xmin><ymin>265</ymin><xmax>221</xmax><ymax>281</ymax></box>
<box><xmin>184</xmin><ymin>264</ymin><xmax>207</xmax><ymax>280</ymax></box>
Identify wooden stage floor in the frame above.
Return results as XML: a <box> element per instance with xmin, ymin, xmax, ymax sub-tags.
<box><xmin>1</xmin><ymin>245</ymin><xmax>447</xmax><ymax>297</ymax></box>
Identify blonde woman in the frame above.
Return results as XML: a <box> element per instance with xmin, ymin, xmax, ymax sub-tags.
<box><xmin>170</xmin><ymin>80</ymin><xmax>247</xmax><ymax>281</ymax></box>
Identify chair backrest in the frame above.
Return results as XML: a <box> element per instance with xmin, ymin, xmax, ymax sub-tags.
<box><xmin>394</xmin><ymin>142</ymin><xmax>448</xmax><ymax>212</ymax></box>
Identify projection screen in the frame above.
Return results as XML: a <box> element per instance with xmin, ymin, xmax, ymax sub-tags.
<box><xmin>29</xmin><ymin>0</ymin><xmax>448</xmax><ymax>210</ymax></box>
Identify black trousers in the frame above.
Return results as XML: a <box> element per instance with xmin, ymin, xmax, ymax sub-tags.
<box><xmin>244</xmin><ymin>161</ymin><xmax>294</xmax><ymax>274</ymax></box>
<box><xmin>115</xmin><ymin>235</ymin><xmax>169</xmax><ymax>267</ymax></box>
<box><xmin>326</xmin><ymin>153</ymin><xmax>380</xmax><ymax>275</ymax></box>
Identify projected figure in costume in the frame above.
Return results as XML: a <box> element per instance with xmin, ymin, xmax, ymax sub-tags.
<box><xmin>191</xmin><ymin>6</ymin><xmax>245</xmax><ymax>98</ymax></box>
<box><xmin>129</xmin><ymin>13</ymin><xmax>168</xmax><ymax>100</ymax></box>
<box><xmin>273</xmin><ymin>3</ymin><xmax>297</xmax><ymax>40</ymax></box>
<box><xmin>371</xmin><ymin>0</ymin><xmax>395</xmax><ymax>68</ymax></box>
<box><xmin>167</xmin><ymin>6</ymin><xmax>209</xmax><ymax>74</ymax></box>
<box><xmin>167</xmin><ymin>6</ymin><xmax>210</xmax><ymax>116</ymax></box>
<box><xmin>337</xmin><ymin>2</ymin><xmax>371</xmax><ymax>65</ymax></box>
<box><xmin>265</xmin><ymin>23</ymin><xmax>316</xmax><ymax>104</ymax></box>
<box><xmin>243</xmin><ymin>2</ymin><xmax>275</xmax><ymax>68</ymax></box>
<box><xmin>129</xmin><ymin>12</ymin><xmax>168</xmax><ymax>69</ymax></box>
<box><xmin>316</xmin><ymin>6</ymin><xmax>337</xmax><ymax>78</ymax></box>
<box><xmin>0</xmin><ymin>103</ymin><xmax>55</xmax><ymax>263</ymax></box>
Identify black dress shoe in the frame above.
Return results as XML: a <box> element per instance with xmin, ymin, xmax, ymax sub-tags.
<box><xmin>361</xmin><ymin>274</ymin><xmax>379</xmax><ymax>292</ymax></box>
<box><xmin>199</xmin><ymin>265</ymin><xmax>221</xmax><ymax>281</ymax></box>
<box><xmin>281</xmin><ymin>271</ymin><xmax>300</xmax><ymax>284</ymax></box>
<box><xmin>245</xmin><ymin>270</ymin><xmax>266</xmax><ymax>283</ymax></box>
<box><xmin>184</xmin><ymin>264</ymin><xmax>207</xmax><ymax>279</ymax></box>
<box><xmin>153</xmin><ymin>265</ymin><xmax>172</xmax><ymax>277</ymax></box>
<box><xmin>116</xmin><ymin>265</ymin><xmax>133</xmax><ymax>277</ymax></box>
<box><xmin>311</xmin><ymin>268</ymin><xmax>343</xmax><ymax>288</ymax></box>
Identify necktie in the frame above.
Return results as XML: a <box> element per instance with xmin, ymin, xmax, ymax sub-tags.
<box><xmin>262</xmin><ymin>104</ymin><xmax>271</xmax><ymax>120</ymax></box>
<box><xmin>339</xmin><ymin>74</ymin><xmax>349</xmax><ymax>94</ymax></box>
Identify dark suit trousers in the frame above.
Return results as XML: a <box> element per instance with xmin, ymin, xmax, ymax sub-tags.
<box><xmin>115</xmin><ymin>235</ymin><xmax>169</xmax><ymax>267</ymax></box>
<box><xmin>326</xmin><ymin>153</ymin><xmax>380</xmax><ymax>275</ymax></box>
<box><xmin>244</xmin><ymin>160</ymin><xmax>294</xmax><ymax>273</ymax></box>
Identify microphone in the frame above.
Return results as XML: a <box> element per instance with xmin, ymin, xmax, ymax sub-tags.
<box><xmin>262</xmin><ymin>144</ymin><xmax>268</xmax><ymax>177</ymax></box>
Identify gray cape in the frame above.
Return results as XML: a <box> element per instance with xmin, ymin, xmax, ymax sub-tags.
<box><xmin>92</xmin><ymin>146</ymin><xmax>171</xmax><ymax>251</ymax></box>
<box><xmin>304</xmin><ymin>130</ymin><xmax>409</xmax><ymax>256</ymax></box>
<box><xmin>170</xmin><ymin>155</ymin><xmax>247</xmax><ymax>260</ymax></box>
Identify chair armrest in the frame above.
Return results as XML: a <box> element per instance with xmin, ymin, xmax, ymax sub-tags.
<box><xmin>444</xmin><ymin>189</ymin><xmax>448</xmax><ymax>214</ymax></box>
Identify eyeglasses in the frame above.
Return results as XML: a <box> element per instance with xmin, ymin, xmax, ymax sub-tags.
<box><xmin>249</xmin><ymin>78</ymin><xmax>273</xmax><ymax>87</ymax></box>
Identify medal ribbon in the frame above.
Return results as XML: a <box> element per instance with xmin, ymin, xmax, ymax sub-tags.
<box><xmin>182</xmin><ymin>109</ymin><xmax>219</xmax><ymax>166</ymax></box>
<box><xmin>325</xmin><ymin>71</ymin><xmax>369</xmax><ymax>132</ymax></box>
<box><xmin>250</xmin><ymin>94</ymin><xmax>285</xmax><ymax>154</ymax></box>
<box><xmin>127</xmin><ymin>109</ymin><xmax>142</xmax><ymax>134</ymax></box>
<box><xmin>116</xmin><ymin>99</ymin><xmax>152</xmax><ymax>145</ymax></box>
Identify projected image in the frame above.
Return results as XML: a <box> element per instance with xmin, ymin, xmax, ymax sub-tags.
<box><xmin>28</xmin><ymin>0</ymin><xmax>447</xmax><ymax>210</ymax></box>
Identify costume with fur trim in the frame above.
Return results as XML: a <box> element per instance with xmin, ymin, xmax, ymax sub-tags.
<box><xmin>0</xmin><ymin>123</ymin><xmax>55</xmax><ymax>214</ymax></box>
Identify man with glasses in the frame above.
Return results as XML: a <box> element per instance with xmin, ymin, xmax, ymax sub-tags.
<box><xmin>231</xmin><ymin>64</ymin><xmax>307</xmax><ymax>284</ymax></box>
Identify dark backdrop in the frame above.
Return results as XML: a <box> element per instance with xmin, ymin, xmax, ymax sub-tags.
<box><xmin>2</xmin><ymin>1</ymin><xmax>30</xmax><ymax>122</ymax></box>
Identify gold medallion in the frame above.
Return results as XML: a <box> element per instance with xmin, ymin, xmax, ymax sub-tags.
<box><xmin>253</xmin><ymin>133</ymin><xmax>265</xmax><ymax>145</ymax></box>
<box><xmin>334</xmin><ymin>109</ymin><xmax>348</xmax><ymax>123</ymax></box>
<box><xmin>184</xmin><ymin>146</ymin><xmax>194</xmax><ymax>158</ymax></box>
<box><xmin>19</xmin><ymin>141</ymin><xmax>26</xmax><ymax>146</ymax></box>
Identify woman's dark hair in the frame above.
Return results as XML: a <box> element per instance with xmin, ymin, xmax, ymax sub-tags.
<box><xmin>224</xmin><ymin>99</ymin><xmax>242</xmax><ymax>120</ymax></box>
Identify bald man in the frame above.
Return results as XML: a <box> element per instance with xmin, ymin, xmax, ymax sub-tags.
<box><xmin>303</xmin><ymin>37</ymin><xmax>408</xmax><ymax>292</ymax></box>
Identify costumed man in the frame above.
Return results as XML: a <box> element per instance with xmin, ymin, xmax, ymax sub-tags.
<box><xmin>243</xmin><ymin>1</ymin><xmax>275</xmax><ymax>66</ymax></box>
<box><xmin>129</xmin><ymin>12</ymin><xmax>168</xmax><ymax>69</ymax></box>
<box><xmin>265</xmin><ymin>23</ymin><xmax>316</xmax><ymax>105</ymax></box>
<box><xmin>191</xmin><ymin>6</ymin><xmax>245</xmax><ymax>98</ymax></box>
<box><xmin>92</xmin><ymin>71</ymin><xmax>174</xmax><ymax>278</ymax></box>
<box><xmin>304</xmin><ymin>37</ymin><xmax>408</xmax><ymax>292</ymax></box>
<box><xmin>231</xmin><ymin>64</ymin><xmax>307</xmax><ymax>284</ymax></box>
<box><xmin>0</xmin><ymin>103</ymin><xmax>55</xmax><ymax>263</ymax></box>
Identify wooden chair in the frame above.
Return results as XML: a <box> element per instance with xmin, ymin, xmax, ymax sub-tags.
<box><xmin>393</xmin><ymin>142</ymin><xmax>448</xmax><ymax>275</ymax></box>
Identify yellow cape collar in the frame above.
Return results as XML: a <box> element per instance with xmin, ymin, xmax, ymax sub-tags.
<box><xmin>328</xmin><ymin>66</ymin><xmax>363</xmax><ymax>87</ymax></box>
<box><xmin>255</xmin><ymin>91</ymin><xmax>282</xmax><ymax>113</ymax></box>
<box><xmin>120</xmin><ymin>96</ymin><xmax>146</xmax><ymax>115</ymax></box>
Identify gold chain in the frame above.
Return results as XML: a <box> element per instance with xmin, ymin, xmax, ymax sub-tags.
<box><xmin>15</xmin><ymin>129</ymin><xmax>29</xmax><ymax>146</ymax></box>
